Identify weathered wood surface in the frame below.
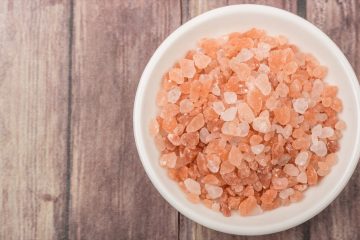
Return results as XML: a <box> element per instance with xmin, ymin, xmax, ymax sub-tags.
<box><xmin>0</xmin><ymin>0</ymin><xmax>71</xmax><ymax>239</ymax></box>
<box><xmin>0</xmin><ymin>0</ymin><xmax>358</xmax><ymax>239</ymax></box>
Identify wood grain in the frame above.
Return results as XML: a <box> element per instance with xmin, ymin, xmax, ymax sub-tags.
<box><xmin>0</xmin><ymin>1</ymin><xmax>71</xmax><ymax>239</ymax></box>
<box><xmin>306</xmin><ymin>1</ymin><xmax>360</xmax><ymax>239</ymax></box>
<box><xmin>68</xmin><ymin>1</ymin><xmax>181</xmax><ymax>239</ymax></box>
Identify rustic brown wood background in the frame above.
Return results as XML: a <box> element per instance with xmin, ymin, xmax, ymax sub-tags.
<box><xmin>0</xmin><ymin>0</ymin><xmax>359</xmax><ymax>239</ymax></box>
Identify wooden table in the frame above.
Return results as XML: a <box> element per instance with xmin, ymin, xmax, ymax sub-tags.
<box><xmin>0</xmin><ymin>0</ymin><xmax>359</xmax><ymax>239</ymax></box>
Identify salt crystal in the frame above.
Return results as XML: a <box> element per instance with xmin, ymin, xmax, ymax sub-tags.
<box><xmin>184</xmin><ymin>178</ymin><xmax>201</xmax><ymax>195</ymax></box>
<box><xmin>211</xmin><ymin>202</ymin><xmax>220</xmax><ymax>211</ymax></box>
<box><xmin>167</xmin><ymin>87</ymin><xmax>181</xmax><ymax>103</ymax></box>
<box><xmin>315</xmin><ymin>113</ymin><xmax>328</xmax><ymax>122</ymax></box>
<box><xmin>297</xmin><ymin>171</ymin><xmax>308</xmax><ymax>183</ymax></box>
<box><xmin>335</xmin><ymin>120</ymin><xmax>346</xmax><ymax>130</ymax></box>
<box><xmin>221</xmin><ymin>107</ymin><xmax>237</xmax><ymax>121</ymax></box>
<box><xmin>272</xmin><ymin>177</ymin><xmax>288</xmax><ymax>190</ymax></box>
<box><xmin>283</xmin><ymin>164</ymin><xmax>299</xmax><ymax>176</ymax></box>
<box><xmin>205</xmin><ymin>184</ymin><xmax>223</xmax><ymax>199</ymax></box>
<box><xmin>186</xmin><ymin>113</ymin><xmax>205</xmax><ymax>133</ymax></box>
<box><xmin>237</xmin><ymin>102</ymin><xmax>255</xmax><ymax>123</ymax></box>
<box><xmin>224</xmin><ymin>91</ymin><xmax>237</xmax><ymax>104</ymax></box>
<box><xmin>310</xmin><ymin>140</ymin><xmax>327</xmax><ymax>157</ymax></box>
<box><xmin>252</xmin><ymin>116</ymin><xmax>271</xmax><ymax>133</ymax></box>
<box><xmin>236</xmin><ymin>48</ymin><xmax>254</xmax><ymax>62</ymax></box>
<box><xmin>149</xmin><ymin>119</ymin><xmax>159</xmax><ymax>136</ymax></box>
<box><xmin>160</xmin><ymin>152</ymin><xmax>177</xmax><ymax>168</ymax></box>
<box><xmin>199</xmin><ymin>128</ymin><xmax>210</xmax><ymax>143</ymax></box>
<box><xmin>295</xmin><ymin>151</ymin><xmax>309</xmax><ymax>166</ymax></box>
<box><xmin>222</xmin><ymin>121</ymin><xmax>249</xmax><ymax>137</ymax></box>
<box><xmin>279</xmin><ymin>188</ymin><xmax>295</xmax><ymax>199</ymax></box>
<box><xmin>293</xmin><ymin>98</ymin><xmax>308</xmax><ymax>114</ymax></box>
<box><xmin>212</xmin><ymin>101</ymin><xmax>225</xmax><ymax>115</ymax></box>
<box><xmin>207</xmin><ymin>155</ymin><xmax>221</xmax><ymax>173</ymax></box>
<box><xmin>179</xmin><ymin>99</ymin><xmax>194</xmax><ymax>113</ymax></box>
<box><xmin>169</xmin><ymin>68</ymin><xmax>184</xmax><ymax>84</ymax></box>
<box><xmin>311</xmin><ymin>79</ymin><xmax>324</xmax><ymax>99</ymax></box>
<box><xmin>228</xmin><ymin>146</ymin><xmax>243</xmax><ymax>167</ymax></box>
<box><xmin>193</xmin><ymin>52</ymin><xmax>211</xmax><ymax>69</ymax></box>
<box><xmin>254</xmin><ymin>73</ymin><xmax>271</xmax><ymax>96</ymax></box>
<box><xmin>251</xmin><ymin>144</ymin><xmax>265</xmax><ymax>155</ymax></box>
<box><xmin>220</xmin><ymin>161</ymin><xmax>235</xmax><ymax>174</ymax></box>
<box><xmin>258</xmin><ymin>63</ymin><xmax>270</xmax><ymax>74</ymax></box>
<box><xmin>180</xmin><ymin>59</ymin><xmax>196</xmax><ymax>78</ymax></box>
<box><xmin>275</xmin><ymin>82</ymin><xmax>289</xmax><ymax>97</ymax></box>
<box><xmin>211</xmin><ymin>84</ymin><xmax>221</xmax><ymax>96</ymax></box>
<box><xmin>320</xmin><ymin>127</ymin><xmax>334</xmax><ymax>138</ymax></box>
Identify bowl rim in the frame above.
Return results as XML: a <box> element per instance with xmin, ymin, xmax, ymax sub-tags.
<box><xmin>133</xmin><ymin>4</ymin><xmax>360</xmax><ymax>235</ymax></box>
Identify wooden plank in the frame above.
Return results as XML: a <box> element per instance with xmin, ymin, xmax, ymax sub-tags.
<box><xmin>179</xmin><ymin>1</ymin><xmax>302</xmax><ymax>240</ymax></box>
<box><xmin>306</xmin><ymin>1</ymin><xmax>360</xmax><ymax>239</ymax></box>
<box><xmin>0</xmin><ymin>1</ymin><xmax>71</xmax><ymax>239</ymax></box>
<box><xmin>69</xmin><ymin>1</ymin><xmax>181</xmax><ymax>239</ymax></box>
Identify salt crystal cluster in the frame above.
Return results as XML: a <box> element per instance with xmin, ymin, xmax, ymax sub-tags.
<box><xmin>150</xmin><ymin>28</ymin><xmax>345</xmax><ymax>217</ymax></box>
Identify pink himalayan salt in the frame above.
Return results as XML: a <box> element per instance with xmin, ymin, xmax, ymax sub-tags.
<box><xmin>179</xmin><ymin>59</ymin><xmax>196</xmax><ymax>78</ymax></box>
<box><xmin>221</xmin><ymin>107</ymin><xmax>237</xmax><ymax>121</ymax></box>
<box><xmin>293</xmin><ymin>98</ymin><xmax>309</xmax><ymax>114</ymax></box>
<box><xmin>212</xmin><ymin>101</ymin><xmax>225</xmax><ymax>115</ymax></box>
<box><xmin>169</xmin><ymin>68</ymin><xmax>184</xmax><ymax>84</ymax></box>
<box><xmin>167</xmin><ymin>87</ymin><xmax>181</xmax><ymax>103</ymax></box>
<box><xmin>224</xmin><ymin>91</ymin><xmax>237</xmax><ymax>104</ymax></box>
<box><xmin>205</xmin><ymin>184</ymin><xmax>223</xmax><ymax>199</ymax></box>
<box><xmin>235</xmin><ymin>48</ymin><xmax>254</xmax><ymax>62</ymax></box>
<box><xmin>253</xmin><ymin>43</ymin><xmax>271</xmax><ymax>61</ymax></box>
<box><xmin>275</xmin><ymin>82</ymin><xmax>289</xmax><ymax>97</ymax></box>
<box><xmin>220</xmin><ymin>161</ymin><xmax>235</xmax><ymax>174</ymax></box>
<box><xmin>258</xmin><ymin>63</ymin><xmax>270</xmax><ymax>74</ymax></box>
<box><xmin>283</xmin><ymin>164</ymin><xmax>299</xmax><ymax>176</ymax></box>
<box><xmin>149</xmin><ymin>119</ymin><xmax>159</xmax><ymax>136</ymax></box>
<box><xmin>228</xmin><ymin>146</ymin><xmax>243</xmax><ymax>167</ymax></box>
<box><xmin>251</xmin><ymin>144</ymin><xmax>265</xmax><ymax>155</ymax></box>
<box><xmin>320</xmin><ymin>127</ymin><xmax>334</xmax><ymax>138</ymax></box>
<box><xmin>297</xmin><ymin>171</ymin><xmax>308</xmax><ymax>183</ymax></box>
<box><xmin>279</xmin><ymin>188</ymin><xmax>295</xmax><ymax>199</ymax></box>
<box><xmin>160</xmin><ymin>152</ymin><xmax>177</xmax><ymax>168</ymax></box>
<box><xmin>199</xmin><ymin>127</ymin><xmax>210</xmax><ymax>143</ymax></box>
<box><xmin>310</xmin><ymin>140</ymin><xmax>327</xmax><ymax>157</ymax></box>
<box><xmin>252</xmin><ymin>116</ymin><xmax>271</xmax><ymax>133</ymax></box>
<box><xmin>272</xmin><ymin>177</ymin><xmax>288</xmax><ymax>190</ymax></box>
<box><xmin>222</xmin><ymin>121</ymin><xmax>249</xmax><ymax>137</ymax></box>
<box><xmin>186</xmin><ymin>113</ymin><xmax>205</xmax><ymax>133</ymax></box>
<box><xmin>295</xmin><ymin>151</ymin><xmax>309</xmax><ymax>166</ymax></box>
<box><xmin>207</xmin><ymin>154</ymin><xmax>221</xmax><ymax>173</ymax></box>
<box><xmin>167</xmin><ymin>133</ymin><xmax>181</xmax><ymax>146</ymax></box>
<box><xmin>254</xmin><ymin>73</ymin><xmax>271</xmax><ymax>96</ymax></box>
<box><xmin>237</xmin><ymin>102</ymin><xmax>255</xmax><ymax>123</ymax></box>
<box><xmin>193</xmin><ymin>52</ymin><xmax>211</xmax><ymax>69</ymax></box>
<box><xmin>335</xmin><ymin>120</ymin><xmax>346</xmax><ymax>130</ymax></box>
<box><xmin>179</xmin><ymin>99</ymin><xmax>194</xmax><ymax>113</ymax></box>
<box><xmin>211</xmin><ymin>84</ymin><xmax>221</xmax><ymax>96</ymax></box>
<box><xmin>239</xmin><ymin>196</ymin><xmax>257</xmax><ymax>216</ymax></box>
<box><xmin>184</xmin><ymin>178</ymin><xmax>201</xmax><ymax>195</ymax></box>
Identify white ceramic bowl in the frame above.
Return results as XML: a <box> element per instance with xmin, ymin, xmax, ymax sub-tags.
<box><xmin>133</xmin><ymin>5</ymin><xmax>360</xmax><ymax>235</ymax></box>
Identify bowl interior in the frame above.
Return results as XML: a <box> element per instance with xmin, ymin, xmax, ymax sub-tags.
<box><xmin>134</xmin><ymin>5</ymin><xmax>360</xmax><ymax>235</ymax></box>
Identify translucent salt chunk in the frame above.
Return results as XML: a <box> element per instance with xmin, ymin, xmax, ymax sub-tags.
<box><xmin>224</xmin><ymin>91</ymin><xmax>237</xmax><ymax>104</ymax></box>
<box><xmin>179</xmin><ymin>99</ymin><xmax>194</xmax><ymax>113</ymax></box>
<box><xmin>283</xmin><ymin>164</ymin><xmax>299</xmax><ymax>176</ymax></box>
<box><xmin>297</xmin><ymin>171</ymin><xmax>308</xmax><ymax>183</ymax></box>
<box><xmin>310</xmin><ymin>140</ymin><xmax>327</xmax><ymax>157</ymax></box>
<box><xmin>167</xmin><ymin>87</ymin><xmax>181</xmax><ymax>103</ymax></box>
<box><xmin>251</xmin><ymin>144</ymin><xmax>265</xmax><ymax>155</ymax></box>
<box><xmin>205</xmin><ymin>184</ymin><xmax>223</xmax><ymax>199</ymax></box>
<box><xmin>199</xmin><ymin>128</ymin><xmax>210</xmax><ymax>143</ymax></box>
<box><xmin>252</xmin><ymin>116</ymin><xmax>271</xmax><ymax>133</ymax></box>
<box><xmin>221</xmin><ymin>107</ymin><xmax>237</xmax><ymax>121</ymax></box>
<box><xmin>212</xmin><ymin>101</ymin><xmax>225</xmax><ymax>115</ymax></box>
<box><xmin>236</xmin><ymin>48</ymin><xmax>254</xmax><ymax>62</ymax></box>
<box><xmin>184</xmin><ymin>178</ymin><xmax>201</xmax><ymax>195</ymax></box>
<box><xmin>320</xmin><ymin>127</ymin><xmax>334</xmax><ymax>138</ymax></box>
<box><xmin>279</xmin><ymin>188</ymin><xmax>295</xmax><ymax>199</ymax></box>
<box><xmin>211</xmin><ymin>84</ymin><xmax>221</xmax><ymax>96</ymax></box>
<box><xmin>237</xmin><ymin>102</ymin><xmax>255</xmax><ymax>123</ymax></box>
<box><xmin>254</xmin><ymin>73</ymin><xmax>271</xmax><ymax>96</ymax></box>
<box><xmin>295</xmin><ymin>151</ymin><xmax>309</xmax><ymax>166</ymax></box>
<box><xmin>293</xmin><ymin>98</ymin><xmax>309</xmax><ymax>114</ymax></box>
